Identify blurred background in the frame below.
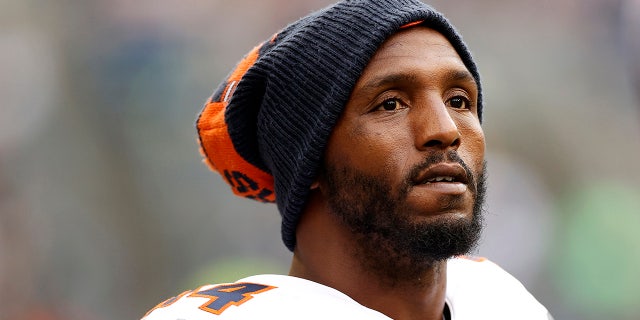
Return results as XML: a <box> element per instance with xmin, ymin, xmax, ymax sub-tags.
<box><xmin>1</xmin><ymin>0</ymin><xmax>639</xmax><ymax>319</ymax></box>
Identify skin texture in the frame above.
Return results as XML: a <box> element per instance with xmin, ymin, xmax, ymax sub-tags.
<box><xmin>289</xmin><ymin>27</ymin><xmax>486</xmax><ymax>320</ymax></box>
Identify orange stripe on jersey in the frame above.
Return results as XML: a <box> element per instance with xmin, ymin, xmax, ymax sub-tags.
<box><xmin>143</xmin><ymin>289</ymin><xmax>193</xmax><ymax>318</ymax></box>
<box><xmin>458</xmin><ymin>255</ymin><xmax>487</xmax><ymax>262</ymax></box>
<box><xmin>190</xmin><ymin>282</ymin><xmax>276</xmax><ymax>315</ymax></box>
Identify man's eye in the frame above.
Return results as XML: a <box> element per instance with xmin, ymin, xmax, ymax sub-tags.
<box><xmin>448</xmin><ymin>96</ymin><xmax>471</xmax><ymax>109</ymax></box>
<box><xmin>378</xmin><ymin>98</ymin><xmax>402</xmax><ymax>111</ymax></box>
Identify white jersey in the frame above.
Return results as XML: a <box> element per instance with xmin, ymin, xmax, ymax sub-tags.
<box><xmin>142</xmin><ymin>257</ymin><xmax>551</xmax><ymax>320</ymax></box>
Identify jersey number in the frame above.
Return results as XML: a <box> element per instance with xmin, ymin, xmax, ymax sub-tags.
<box><xmin>191</xmin><ymin>282</ymin><xmax>275</xmax><ymax>315</ymax></box>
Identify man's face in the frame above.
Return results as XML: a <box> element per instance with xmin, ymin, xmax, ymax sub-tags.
<box><xmin>318</xmin><ymin>27</ymin><xmax>486</xmax><ymax>282</ymax></box>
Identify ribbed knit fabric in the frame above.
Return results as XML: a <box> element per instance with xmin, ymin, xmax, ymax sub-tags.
<box><xmin>197</xmin><ymin>0</ymin><xmax>483</xmax><ymax>251</ymax></box>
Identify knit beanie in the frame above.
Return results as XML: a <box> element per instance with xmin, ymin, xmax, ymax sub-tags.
<box><xmin>196</xmin><ymin>0</ymin><xmax>482</xmax><ymax>251</ymax></box>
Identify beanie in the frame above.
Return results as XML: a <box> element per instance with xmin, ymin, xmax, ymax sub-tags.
<box><xmin>196</xmin><ymin>0</ymin><xmax>483</xmax><ymax>251</ymax></box>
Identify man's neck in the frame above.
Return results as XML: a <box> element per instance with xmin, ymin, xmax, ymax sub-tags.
<box><xmin>289</xmin><ymin>202</ymin><xmax>448</xmax><ymax>320</ymax></box>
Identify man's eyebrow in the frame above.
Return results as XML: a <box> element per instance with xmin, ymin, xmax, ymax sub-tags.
<box><xmin>445</xmin><ymin>69</ymin><xmax>476</xmax><ymax>85</ymax></box>
<box><xmin>359</xmin><ymin>73</ymin><xmax>419</xmax><ymax>93</ymax></box>
<box><xmin>359</xmin><ymin>69</ymin><xmax>476</xmax><ymax>92</ymax></box>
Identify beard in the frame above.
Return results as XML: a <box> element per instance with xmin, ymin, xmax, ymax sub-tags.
<box><xmin>321</xmin><ymin>151</ymin><xmax>486</xmax><ymax>286</ymax></box>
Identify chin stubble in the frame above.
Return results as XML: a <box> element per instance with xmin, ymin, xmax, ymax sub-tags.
<box><xmin>322</xmin><ymin>157</ymin><xmax>487</xmax><ymax>287</ymax></box>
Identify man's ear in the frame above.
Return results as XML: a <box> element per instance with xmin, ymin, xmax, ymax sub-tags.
<box><xmin>310</xmin><ymin>180</ymin><xmax>320</xmax><ymax>190</ymax></box>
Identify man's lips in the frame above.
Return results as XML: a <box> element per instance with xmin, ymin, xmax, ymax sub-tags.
<box><xmin>412</xmin><ymin>162</ymin><xmax>470</xmax><ymax>186</ymax></box>
<box><xmin>409</xmin><ymin>162</ymin><xmax>470</xmax><ymax>196</ymax></box>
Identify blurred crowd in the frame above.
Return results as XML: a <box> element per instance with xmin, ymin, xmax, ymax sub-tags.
<box><xmin>1</xmin><ymin>0</ymin><xmax>638</xmax><ymax>319</ymax></box>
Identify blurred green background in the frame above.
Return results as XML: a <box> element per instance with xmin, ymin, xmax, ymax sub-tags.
<box><xmin>1</xmin><ymin>0</ymin><xmax>639</xmax><ymax>319</ymax></box>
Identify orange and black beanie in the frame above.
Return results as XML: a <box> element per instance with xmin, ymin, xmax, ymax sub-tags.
<box><xmin>196</xmin><ymin>0</ymin><xmax>482</xmax><ymax>251</ymax></box>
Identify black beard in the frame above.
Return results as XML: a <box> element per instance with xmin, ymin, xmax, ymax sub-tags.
<box><xmin>321</xmin><ymin>151</ymin><xmax>486</xmax><ymax>287</ymax></box>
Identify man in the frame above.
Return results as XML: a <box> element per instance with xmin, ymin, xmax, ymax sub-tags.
<box><xmin>142</xmin><ymin>0</ymin><xmax>552</xmax><ymax>319</ymax></box>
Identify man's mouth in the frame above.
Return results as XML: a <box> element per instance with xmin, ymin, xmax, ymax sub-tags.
<box><xmin>423</xmin><ymin>176</ymin><xmax>457</xmax><ymax>183</ymax></box>
<box><xmin>414</xmin><ymin>163</ymin><xmax>469</xmax><ymax>186</ymax></box>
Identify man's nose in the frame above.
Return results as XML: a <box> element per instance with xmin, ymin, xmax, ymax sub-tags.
<box><xmin>413</xmin><ymin>100</ymin><xmax>461</xmax><ymax>151</ymax></box>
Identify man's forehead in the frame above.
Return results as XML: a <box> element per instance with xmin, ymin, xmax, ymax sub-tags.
<box><xmin>374</xmin><ymin>26</ymin><xmax>460</xmax><ymax>59</ymax></box>
<box><xmin>359</xmin><ymin>69</ymin><xmax>476</xmax><ymax>93</ymax></box>
<box><xmin>358</xmin><ymin>26</ymin><xmax>476</xmax><ymax>89</ymax></box>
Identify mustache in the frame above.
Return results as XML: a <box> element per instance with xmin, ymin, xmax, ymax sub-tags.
<box><xmin>407</xmin><ymin>150</ymin><xmax>477</xmax><ymax>193</ymax></box>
